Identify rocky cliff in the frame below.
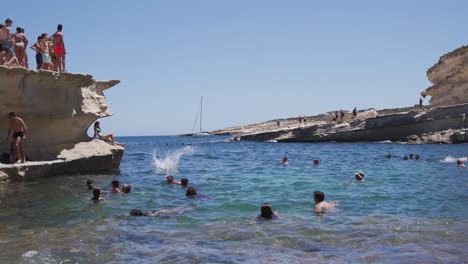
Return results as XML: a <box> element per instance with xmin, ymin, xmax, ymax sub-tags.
<box><xmin>422</xmin><ymin>45</ymin><xmax>468</xmax><ymax>107</ymax></box>
<box><xmin>0</xmin><ymin>67</ymin><xmax>120</xmax><ymax>160</ymax></box>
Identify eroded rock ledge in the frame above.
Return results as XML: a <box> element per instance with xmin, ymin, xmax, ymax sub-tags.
<box><xmin>0</xmin><ymin>67</ymin><xmax>123</xmax><ymax>182</ymax></box>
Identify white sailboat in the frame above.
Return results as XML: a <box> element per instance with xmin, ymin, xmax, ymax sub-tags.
<box><xmin>192</xmin><ymin>96</ymin><xmax>212</xmax><ymax>137</ymax></box>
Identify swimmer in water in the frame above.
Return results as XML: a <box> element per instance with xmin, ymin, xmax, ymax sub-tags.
<box><xmin>409</xmin><ymin>154</ymin><xmax>414</xmax><ymax>160</ymax></box>
<box><xmin>129</xmin><ymin>207</ymin><xmax>193</xmax><ymax>217</ymax></box>
<box><xmin>111</xmin><ymin>179</ymin><xmax>121</xmax><ymax>193</ymax></box>
<box><xmin>86</xmin><ymin>180</ymin><xmax>94</xmax><ymax>190</ymax></box>
<box><xmin>313</xmin><ymin>159</ymin><xmax>319</xmax><ymax>166</ymax></box>
<box><xmin>91</xmin><ymin>187</ymin><xmax>104</xmax><ymax>202</ymax></box>
<box><xmin>185</xmin><ymin>186</ymin><xmax>208</xmax><ymax>198</ymax></box>
<box><xmin>122</xmin><ymin>184</ymin><xmax>131</xmax><ymax>195</ymax></box>
<box><xmin>415</xmin><ymin>154</ymin><xmax>420</xmax><ymax>160</ymax></box>
<box><xmin>257</xmin><ymin>203</ymin><xmax>278</xmax><ymax>220</ymax></box>
<box><xmin>386</xmin><ymin>153</ymin><xmax>391</xmax><ymax>159</ymax></box>
<box><xmin>457</xmin><ymin>159</ymin><xmax>465</xmax><ymax>167</ymax></box>
<box><xmin>313</xmin><ymin>191</ymin><xmax>336</xmax><ymax>213</ymax></box>
<box><xmin>282</xmin><ymin>156</ymin><xmax>288</xmax><ymax>166</ymax></box>
<box><xmin>181</xmin><ymin>178</ymin><xmax>189</xmax><ymax>187</ymax></box>
<box><xmin>166</xmin><ymin>175</ymin><xmax>181</xmax><ymax>185</ymax></box>
<box><xmin>403</xmin><ymin>155</ymin><xmax>409</xmax><ymax>160</ymax></box>
<box><xmin>355</xmin><ymin>170</ymin><xmax>365</xmax><ymax>181</ymax></box>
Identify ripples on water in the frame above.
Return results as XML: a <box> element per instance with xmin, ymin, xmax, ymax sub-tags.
<box><xmin>0</xmin><ymin>136</ymin><xmax>467</xmax><ymax>263</ymax></box>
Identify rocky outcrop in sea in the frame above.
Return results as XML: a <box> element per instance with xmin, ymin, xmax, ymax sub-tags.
<box><xmin>213</xmin><ymin>46</ymin><xmax>468</xmax><ymax>144</ymax></box>
<box><xmin>0</xmin><ymin>67</ymin><xmax>123</xmax><ymax>182</ymax></box>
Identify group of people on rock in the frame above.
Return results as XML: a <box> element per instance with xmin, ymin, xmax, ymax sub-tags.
<box><xmin>332</xmin><ymin>107</ymin><xmax>358</xmax><ymax>123</ymax></box>
<box><xmin>0</xmin><ymin>18</ymin><xmax>66</xmax><ymax>72</ymax></box>
<box><xmin>87</xmin><ymin>179</ymin><xmax>131</xmax><ymax>201</ymax></box>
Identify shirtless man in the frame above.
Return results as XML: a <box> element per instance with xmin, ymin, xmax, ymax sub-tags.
<box><xmin>0</xmin><ymin>18</ymin><xmax>14</xmax><ymax>60</ymax></box>
<box><xmin>5</xmin><ymin>112</ymin><xmax>27</xmax><ymax>163</ymax></box>
<box><xmin>314</xmin><ymin>191</ymin><xmax>336</xmax><ymax>213</ymax></box>
<box><xmin>51</xmin><ymin>24</ymin><xmax>65</xmax><ymax>72</ymax></box>
<box><xmin>40</xmin><ymin>33</ymin><xmax>52</xmax><ymax>70</ymax></box>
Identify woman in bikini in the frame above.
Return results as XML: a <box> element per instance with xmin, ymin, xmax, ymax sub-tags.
<box><xmin>12</xmin><ymin>27</ymin><xmax>28</xmax><ymax>67</ymax></box>
<box><xmin>93</xmin><ymin>121</ymin><xmax>125</xmax><ymax>147</ymax></box>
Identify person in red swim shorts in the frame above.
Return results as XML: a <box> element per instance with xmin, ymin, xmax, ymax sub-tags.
<box><xmin>51</xmin><ymin>24</ymin><xmax>66</xmax><ymax>72</ymax></box>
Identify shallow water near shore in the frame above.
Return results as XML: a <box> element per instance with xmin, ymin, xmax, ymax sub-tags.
<box><xmin>0</xmin><ymin>136</ymin><xmax>467</xmax><ymax>263</ymax></box>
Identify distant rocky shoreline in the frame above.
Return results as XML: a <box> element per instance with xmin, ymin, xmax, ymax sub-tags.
<box><xmin>212</xmin><ymin>45</ymin><xmax>468</xmax><ymax>144</ymax></box>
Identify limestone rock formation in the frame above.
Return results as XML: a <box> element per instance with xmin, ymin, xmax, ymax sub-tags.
<box><xmin>422</xmin><ymin>45</ymin><xmax>468</xmax><ymax>107</ymax></box>
<box><xmin>0</xmin><ymin>141</ymin><xmax>124</xmax><ymax>183</ymax></box>
<box><xmin>0</xmin><ymin>66</ymin><xmax>120</xmax><ymax>160</ymax></box>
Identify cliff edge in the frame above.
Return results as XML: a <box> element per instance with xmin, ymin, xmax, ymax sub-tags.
<box><xmin>422</xmin><ymin>45</ymin><xmax>468</xmax><ymax>107</ymax></box>
<box><xmin>0</xmin><ymin>66</ymin><xmax>120</xmax><ymax>160</ymax></box>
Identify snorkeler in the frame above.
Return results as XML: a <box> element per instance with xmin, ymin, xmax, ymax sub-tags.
<box><xmin>282</xmin><ymin>156</ymin><xmax>288</xmax><ymax>166</ymax></box>
<box><xmin>111</xmin><ymin>179</ymin><xmax>121</xmax><ymax>193</ymax></box>
<box><xmin>166</xmin><ymin>175</ymin><xmax>181</xmax><ymax>185</ymax></box>
<box><xmin>257</xmin><ymin>203</ymin><xmax>278</xmax><ymax>220</ymax></box>
<box><xmin>313</xmin><ymin>191</ymin><xmax>336</xmax><ymax>213</ymax></box>
<box><xmin>355</xmin><ymin>170</ymin><xmax>365</xmax><ymax>181</ymax></box>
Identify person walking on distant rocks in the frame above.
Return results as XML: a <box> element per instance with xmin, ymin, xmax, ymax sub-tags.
<box><xmin>5</xmin><ymin>112</ymin><xmax>27</xmax><ymax>164</ymax></box>
<box><xmin>51</xmin><ymin>24</ymin><xmax>65</xmax><ymax>72</ymax></box>
<box><xmin>462</xmin><ymin>113</ymin><xmax>466</xmax><ymax>129</ymax></box>
<box><xmin>353</xmin><ymin>107</ymin><xmax>357</xmax><ymax>119</ymax></box>
<box><xmin>419</xmin><ymin>97</ymin><xmax>423</xmax><ymax>109</ymax></box>
<box><xmin>340</xmin><ymin>110</ymin><xmax>345</xmax><ymax>122</ymax></box>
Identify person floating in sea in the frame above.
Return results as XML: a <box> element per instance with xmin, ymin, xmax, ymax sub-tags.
<box><xmin>355</xmin><ymin>170</ymin><xmax>365</xmax><ymax>181</ymax></box>
<box><xmin>93</xmin><ymin>121</ymin><xmax>125</xmax><ymax>147</ymax></box>
<box><xmin>415</xmin><ymin>155</ymin><xmax>420</xmax><ymax>160</ymax></box>
<box><xmin>5</xmin><ymin>112</ymin><xmax>27</xmax><ymax>164</ymax></box>
<box><xmin>91</xmin><ymin>187</ymin><xmax>104</xmax><ymax>202</ymax></box>
<box><xmin>111</xmin><ymin>179</ymin><xmax>121</xmax><ymax>193</ymax></box>
<box><xmin>129</xmin><ymin>207</ymin><xmax>193</xmax><ymax>217</ymax></box>
<box><xmin>386</xmin><ymin>153</ymin><xmax>392</xmax><ymax>159</ymax></box>
<box><xmin>457</xmin><ymin>159</ymin><xmax>465</xmax><ymax>167</ymax></box>
<box><xmin>257</xmin><ymin>203</ymin><xmax>278</xmax><ymax>220</ymax></box>
<box><xmin>180</xmin><ymin>178</ymin><xmax>189</xmax><ymax>187</ymax></box>
<box><xmin>313</xmin><ymin>159</ymin><xmax>319</xmax><ymax>166</ymax></box>
<box><xmin>166</xmin><ymin>175</ymin><xmax>181</xmax><ymax>185</ymax></box>
<box><xmin>186</xmin><ymin>186</ymin><xmax>208</xmax><ymax>198</ymax></box>
<box><xmin>403</xmin><ymin>155</ymin><xmax>409</xmax><ymax>160</ymax></box>
<box><xmin>313</xmin><ymin>191</ymin><xmax>336</xmax><ymax>213</ymax></box>
<box><xmin>122</xmin><ymin>184</ymin><xmax>131</xmax><ymax>195</ymax></box>
<box><xmin>282</xmin><ymin>156</ymin><xmax>288</xmax><ymax>166</ymax></box>
<box><xmin>86</xmin><ymin>180</ymin><xmax>94</xmax><ymax>190</ymax></box>
<box><xmin>409</xmin><ymin>154</ymin><xmax>414</xmax><ymax>160</ymax></box>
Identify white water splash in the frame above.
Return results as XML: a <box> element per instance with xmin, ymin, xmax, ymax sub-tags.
<box><xmin>153</xmin><ymin>146</ymin><xmax>193</xmax><ymax>175</ymax></box>
<box><xmin>440</xmin><ymin>156</ymin><xmax>468</xmax><ymax>163</ymax></box>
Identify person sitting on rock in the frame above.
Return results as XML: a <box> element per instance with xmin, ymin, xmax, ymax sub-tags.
<box><xmin>93</xmin><ymin>121</ymin><xmax>125</xmax><ymax>147</ymax></box>
<box><xmin>166</xmin><ymin>175</ymin><xmax>181</xmax><ymax>185</ymax></box>
<box><xmin>282</xmin><ymin>156</ymin><xmax>288</xmax><ymax>166</ymax></box>
<box><xmin>257</xmin><ymin>203</ymin><xmax>278</xmax><ymax>220</ymax></box>
<box><xmin>180</xmin><ymin>178</ymin><xmax>189</xmax><ymax>187</ymax></box>
<box><xmin>86</xmin><ymin>180</ymin><xmax>94</xmax><ymax>190</ymax></box>
<box><xmin>314</xmin><ymin>191</ymin><xmax>336</xmax><ymax>213</ymax></box>
<box><xmin>111</xmin><ymin>179</ymin><xmax>121</xmax><ymax>193</ymax></box>
<box><xmin>355</xmin><ymin>170</ymin><xmax>365</xmax><ymax>181</ymax></box>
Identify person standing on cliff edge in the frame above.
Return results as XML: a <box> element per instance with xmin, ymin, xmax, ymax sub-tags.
<box><xmin>419</xmin><ymin>97</ymin><xmax>423</xmax><ymax>109</ymax></box>
<box><xmin>50</xmin><ymin>24</ymin><xmax>65</xmax><ymax>72</ymax></box>
<box><xmin>5</xmin><ymin>112</ymin><xmax>27</xmax><ymax>164</ymax></box>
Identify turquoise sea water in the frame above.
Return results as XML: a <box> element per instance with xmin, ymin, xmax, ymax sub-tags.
<box><xmin>0</xmin><ymin>136</ymin><xmax>467</xmax><ymax>263</ymax></box>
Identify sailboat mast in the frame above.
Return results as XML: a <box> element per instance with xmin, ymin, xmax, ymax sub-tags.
<box><xmin>200</xmin><ymin>96</ymin><xmax>203</xmax><ymax>132</ymax></box>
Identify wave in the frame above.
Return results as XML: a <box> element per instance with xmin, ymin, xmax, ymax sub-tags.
<box><xmin>153</xmin><ymin>146</ymin><xmax>193</xmax><ymax>175</ymax></box>
<box><xmin>440</xmin><ymin>156</ymin><xmax>468</xmax><ymax>163</ymax></box>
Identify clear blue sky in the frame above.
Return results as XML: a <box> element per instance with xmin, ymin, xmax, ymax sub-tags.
<box><xmin>6</xmin><ymin>0</ymin><xmax>468</xmax><ymax>136</ymax></box>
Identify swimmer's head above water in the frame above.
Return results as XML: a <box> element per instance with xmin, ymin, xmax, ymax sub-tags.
<box><xmin>129</xmin><ymin>209</ymin><xmax>146</xmax><ymax>216</ymax></box>
<box><xmin>166</xmin><ymin>175</ymin><xmax>174</xmax><ymax>183</ymax></box>
<box><xmin>92</xmin><ymin>188</ymin><xmax>101</xmax><ymax>201</ymax></box>
<box><xmin>186</xmin><ymin>186</ymin><xmax>197</xmax><ymax>196</ymax></box>
<box><xmin>313</xmin><ymin>191</ymin><xmax>324</xmax><ymax>204</ymax></box>
<box><xmin>86</xmin><ymin>180</ymin><xmax>94</xmax><ymax>190</ymax></box>
<box><xmin>355</xmin><ymin>170</ymin><xmax>365</xmax><ymax>181</ymax></box>
<box><xmin>122</xmin><ymin>184</ymin><xmax>131</xmax><ymax>194</ymax></box>
<box><xmin>259</xmin><ymin>203</ymin><xmax>275</xmax><ymax>219</ymax></box>
<box><xmin>181</xmin><ymin>178</ymin><xmax>189</xmax><ymax>187</ymax></box>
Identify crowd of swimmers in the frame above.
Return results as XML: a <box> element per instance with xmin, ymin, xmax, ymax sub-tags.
<box><xmin>0</xmin><ymin>18</ymin><xmax>66</xmax><ymax>72</ymax></box>
<box><xmin>88</xmin><ymin>179</ymin><xmax>131</xmax><ymax>202</ymax></box>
